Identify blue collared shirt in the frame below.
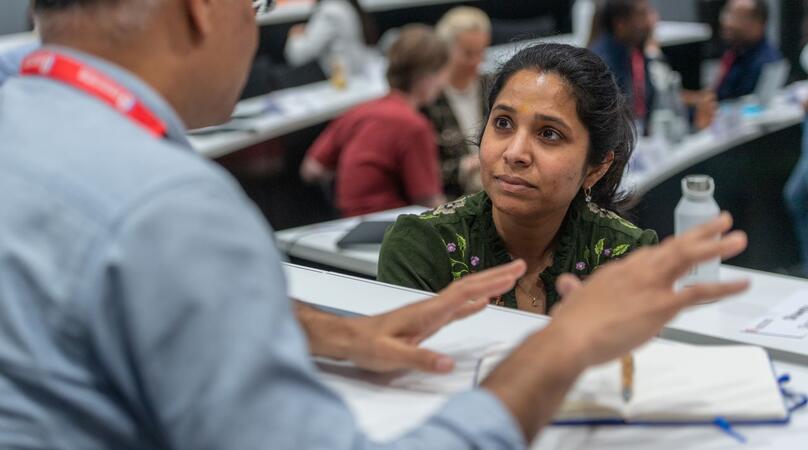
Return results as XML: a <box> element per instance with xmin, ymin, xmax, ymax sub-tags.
<box><xmin>0</xmin><ymin>41</ymin><xmax>38</xmax><ymax>86</ymax></box>
<box><xmin>716</xmin><ymin>38</ymin><xmax>782</xmax><ymax>101</ymax></box>
<box><xmin>0</xmin><ymin>47</ymin><xmax>524</xmax><ymax>449</ymax></box>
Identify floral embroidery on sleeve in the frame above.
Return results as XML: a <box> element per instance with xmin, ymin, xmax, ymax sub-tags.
<box><xmin>576</xmin><ymin>238</ymin><xmax>631</xmax><ymax>274</ymax></box>
<box><xmin>444</xmin><ymin>234</ymin><xmax>479</xmax><ymax>280</ymax></box>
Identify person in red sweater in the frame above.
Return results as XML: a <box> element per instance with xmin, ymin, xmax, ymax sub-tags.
<box><xmin>301</xmin><ymin>24</ymin><xmax>449</xmax><ymax>217</ymax></box>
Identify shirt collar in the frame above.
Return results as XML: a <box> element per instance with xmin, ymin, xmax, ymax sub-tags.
<box><xmin>39</xmin><ymin>45</ymin><xmax>192</xmax><ymax>150</ymax></box>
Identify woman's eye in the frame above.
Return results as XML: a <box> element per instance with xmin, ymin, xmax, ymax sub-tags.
<box><xmin>494</xmin><ymin>117</ymin><xmax>512</xmax><ymax>129</ymax></box>
<box><xmin>539</xmin><ymin>128</ymin><xmax>562</xmax><ymax>142</ymax></box>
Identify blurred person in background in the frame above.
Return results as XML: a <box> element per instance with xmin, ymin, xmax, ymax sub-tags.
<box><xmin>713</xmin><ymin>0</ymin><xmax>781</xmax><ymax>101</ymax></box>
<box><xmin>426</xmin><ymin>6</ymin><xmax>492</xmax><ymax>199</ymax></box>
<box><xmin>590</xmin><ymin>0</ymin><xmax>715</xmax><ymax>133</ymax></box>
<box><xmin>300</xmin><ymin>24</ymin><xmax>448</xmax><ymax>217</ymax></box>
<box><xmin>284</xmin><ymin>0</ymin><xmax>377</xmax><ymax>77</ymax></box>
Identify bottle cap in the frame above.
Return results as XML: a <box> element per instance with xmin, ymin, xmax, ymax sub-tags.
<box><xmin>681</xmin><ymin>174</ymin><xmax>715</xmax><ymax>199</ymax></box>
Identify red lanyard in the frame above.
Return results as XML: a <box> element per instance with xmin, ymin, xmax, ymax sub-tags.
<box><xmin>631</xmin><ymin>49</ymin><xmax>646</xmax><ymax>119</ymax></box>
<box><xmin>20</xmin><ymin>50</ymin><xmax>167</xmax><ymax>138</ymax></box>
<box><xmin>713</xmin><ymin>49</ymin><xmax>737</xmax><ymax>92</ymax></box>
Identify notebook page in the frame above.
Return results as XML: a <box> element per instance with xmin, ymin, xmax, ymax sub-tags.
<box><xmin>553</xmin><ymin>360</ymin><xmax>625</xmax><ymax>420</ymax></box>
<box><xmin>627</xmin><ymin>345</ymin><xmax>788</xmax><ymax>422</ymax></box>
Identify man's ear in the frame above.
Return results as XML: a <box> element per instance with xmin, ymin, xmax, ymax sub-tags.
<box><xmin>583</xmin><ymin>150</ymin><xmax>615</xmax><ymax>189</ymax></box>
<box><xmin>183</xmin><ymin>0</ymin><xmax>214</xmax><ymax>39</ymax></box>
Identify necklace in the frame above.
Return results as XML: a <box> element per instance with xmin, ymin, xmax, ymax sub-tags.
<box><xmin>515</xmin><ymin>277</ymin><xmax>542</xmax><ymax>308</ymax></box>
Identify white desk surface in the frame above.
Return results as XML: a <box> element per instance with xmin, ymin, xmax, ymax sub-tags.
<box><xmin>190</xmin><ymin>75</ymin><xmax>388</xmax><ymax>158</ymax></box>
<box><xmin>275</xmin><ymin>205</ymin><xmax>425</xmax><ymax>275</ymax></box>
<box><xmin>663</xmin><ymin>266</ymin><xmax>808</xmax><ymax>366</ymax></box>
<box><xmin>285</xmin><ymin>263</ymin><xmax>808</xmax><ymax>449</ymax></box>
<box><xmin>623</xmin><ymin>96</ymin><xmax>804</xmax><ymax>196</ymax></box>
<box><xmin>257</xmin><ymin>0</ymin><xmax>478</xmax><ymax>26</ymax></box>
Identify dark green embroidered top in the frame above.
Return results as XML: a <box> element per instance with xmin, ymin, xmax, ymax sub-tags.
<box><xmin>378</xmin><ymin>191</ymin><xmax>658</xmax><ymax>311</ymax></box>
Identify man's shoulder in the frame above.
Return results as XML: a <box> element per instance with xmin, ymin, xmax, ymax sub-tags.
<box><xmin>760</xmin><ymin>40</ymin><xmax>783</xmax><ymax>63</ymax></box>
<box><xmin>0</xmin><ymin>79</ymin><xmax>237</xmax><ymax>228</ymax></box>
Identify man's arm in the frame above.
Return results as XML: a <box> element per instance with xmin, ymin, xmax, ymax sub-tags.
<box><xmin>93</xmin><ymin>176</ymin><xmax>527</xmax><ymax>450</ymax></box>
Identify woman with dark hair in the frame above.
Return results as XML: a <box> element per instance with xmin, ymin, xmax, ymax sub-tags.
<box><xmin>284</xmin><ymin>0</ymin><xmax>377</xmax><ymax>77</ymax></box>
<box><xmin>378</xmin><ymin>43</ymin><xmax>658</xmax><ymax>315</ymax></box>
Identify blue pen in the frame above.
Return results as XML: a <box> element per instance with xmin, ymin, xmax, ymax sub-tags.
<box><xmin>714</xmin><ymin>417</ymin><xmax>747</xmax><ymax>444</ymax></box>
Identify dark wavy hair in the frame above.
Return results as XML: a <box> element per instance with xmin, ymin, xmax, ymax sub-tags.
<box><xmin>480</xmin><ymin>43</ymin><xmax>636</xmax><ymax>212</ymax></box>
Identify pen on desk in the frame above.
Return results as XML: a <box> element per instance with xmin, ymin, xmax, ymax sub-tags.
<box><xmin>621</xmin><ymin>354</ymin><xmax>634</xmax><ymax>403</ymax></box>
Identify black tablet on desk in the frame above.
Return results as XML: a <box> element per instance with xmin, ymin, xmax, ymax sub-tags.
<box><xmin>337</xmin><ymin>221</ymin><xmax>395</xmax><ymax>249</ymax></box>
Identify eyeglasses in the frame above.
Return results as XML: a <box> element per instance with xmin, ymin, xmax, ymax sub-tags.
<box><xmin>253</xmin><ymin>0</ymin><xmax>276</xmax><ymax>16</ymax></box>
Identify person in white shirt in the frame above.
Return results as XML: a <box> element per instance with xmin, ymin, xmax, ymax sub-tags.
<box><xmin>284</xmin><ymin>0</ymin><xmax>376</xmax><ymax>77</ymax></box>
<box><xmin>426</xmin><ymin>6</ymin><xmax>492</xmax><ymax>198</ymax></box>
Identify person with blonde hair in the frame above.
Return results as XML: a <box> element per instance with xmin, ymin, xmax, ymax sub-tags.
<box><xmin>427</xmin><ymin>6</ymin><xmax>492</xmax><ymax>198</ymax></box>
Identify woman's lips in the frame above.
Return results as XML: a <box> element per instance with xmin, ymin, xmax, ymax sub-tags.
<box><xmin>495</xmin><ymin>175</ymin><xmax>537</xmax><ymax>193</ymax></box>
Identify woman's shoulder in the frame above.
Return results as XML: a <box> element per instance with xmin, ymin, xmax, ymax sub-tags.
<box><xmin>415</xmin><ymin>192</ymin><xmax>487</xmax><ymax>225</ymax></box>
<box><xmin>575</xmin><ymin>200</ymin><xmax>658</xmax><ymax>246</ymax></box>
<box><xmin>385</xmin><ymin>193</ymin><xmax>486</xmax><ymax>241</ymax></box>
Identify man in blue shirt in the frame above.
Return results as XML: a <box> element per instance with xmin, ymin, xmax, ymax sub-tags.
<box><xmin>590</xmin><ymin>0</ymin><xmax>656</xmax><ymax>125</ymax></box>
<box><xmin>714</xmin><ymin>0</ymin><xmax>782</xmax><ymax>101</ymax></box>
<box><xmin>0</xmin><ymin>0</ymin><xmax>749</xmax><ymax>448</ymax></box>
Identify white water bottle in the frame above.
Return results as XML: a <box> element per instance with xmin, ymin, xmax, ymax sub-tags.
<box><xmin>675</xmin><ymin>175</ymin><xmax>720</xmax><ymax>287</ymax></box>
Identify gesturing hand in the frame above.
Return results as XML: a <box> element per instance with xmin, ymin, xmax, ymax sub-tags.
<box><xmin>549</xmin><ymin>212</ymin><xmax>749</xmax><ymax>368</ymax></box>
<box><xmin>343</xmin><ymin>260</ymin><xmax>526</xmax><ymax>373</ymax></box>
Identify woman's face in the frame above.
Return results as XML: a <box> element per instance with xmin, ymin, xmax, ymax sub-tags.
<box><xmin>480</xmin><ymin>69</ymin><xmax>609</xmax><ymax>220</ymax></box>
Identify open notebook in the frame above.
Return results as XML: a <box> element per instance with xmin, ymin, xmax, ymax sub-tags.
<box><xmin>318</xmin><ymin>341</ymin><xmax>797</xmax><ymax>430</ymax></box>
<box><xmin>542</xmin><ymin>345</ymin><xmax>789</xmax><ymax>425</ymax></box>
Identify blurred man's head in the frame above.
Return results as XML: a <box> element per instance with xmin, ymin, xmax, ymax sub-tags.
<box><xmin>599</xmin><ymin>0</ymin><xmax>655</xmax><ymax>48</ymax></box>
<box><xmin>31</xmin><ymin>0</ymin><xmax>262</xmax><ymax>129</ymax></box>
<box><xmin>720</xmin><ymin>0</ymin><xmax>768</xmax><ymax>49</ymax></box>
<box><xmin>436</xmin><ymin>7</ymin><xmax>491</xmax><ymax>82</ymax></box>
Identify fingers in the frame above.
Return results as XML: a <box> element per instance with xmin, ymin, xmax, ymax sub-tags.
<box><xmin>450</xmin><ymin>297</ymin><xmax>488</xmax><ymax>321</ymax></box>
<box><xmin>662</xmin><ymin>230</ymin><xmax>747</xmax><ymax>281</ymax></box>
<box><xmin>389</xmin><ymin>260</ymin><xmax>526</xmax><ymax>343</ymax></box>
<box><xmin>437</xmin><ymin>260</ymin><xmax>527</xmax><ymax>310</ymax></box>
<box><xmin>655</xmin><ymin>213</ymin><xmax>747</xmax><ymax>280</ymax></box>
<box><xmin>384</xmin><ymin>343</ymin><xmax>456</xmax><ymax>374</ymax></box>
<box><xmin>673</xmin><ymin>279</ymin><xmax>750</xmax><ymax>307</ymax></box>
<box><xmin>555</xmin><ymin>273</ymin><xmax>583</xmax><ymax>298</ymax></box>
